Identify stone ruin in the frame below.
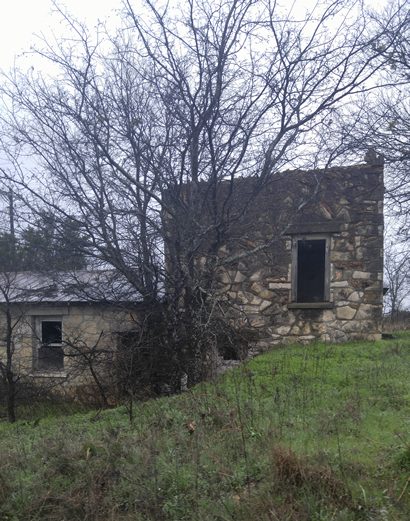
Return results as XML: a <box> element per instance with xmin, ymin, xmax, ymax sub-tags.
<box><xmin>212</xmin><ymin>160</ymin><xmax>384</xmax><ymax>349</ymax></box>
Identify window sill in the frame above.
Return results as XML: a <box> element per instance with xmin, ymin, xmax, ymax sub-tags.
<box><xmin>29</xmin><ymin>371</ymin><xmax>67</xmax><ymax>379</ymax></box>
<box><xmin>287</xmin><ymin>302</ymin><xmax>334</xmax><ymax>309</ymax></box>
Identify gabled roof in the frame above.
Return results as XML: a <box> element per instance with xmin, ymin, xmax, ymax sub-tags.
<box><xmin>0</xmin><ymin>270</ymin><xmax>142</xmax><ymax>304</ymax></box>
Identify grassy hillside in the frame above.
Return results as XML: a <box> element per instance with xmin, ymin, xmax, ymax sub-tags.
<box><xmin>1</xmin><ymin>334</ymin><xmax>410</xmax><ymax>520</ymax></box>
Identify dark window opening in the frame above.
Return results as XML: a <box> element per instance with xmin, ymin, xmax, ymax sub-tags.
<box><xmin>38</xmin><ymin>346</ymin><xmax>64</xmax><ymax>371</ymax></box>
<box><xmin>38</xmin><ymin>320</ymin><xmax>64</xmax><ymax>371</ymax></box>
<box><xmin>41</xmin><ymin>321</ymin><xmax>62</xmax><ymax>345</ymax></box>
<box><xmin>297</xmin><ymin>239</ymin><xmax>326</xmax><ymax>302</ymax></box>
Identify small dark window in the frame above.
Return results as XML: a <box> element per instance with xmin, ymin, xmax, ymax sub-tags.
<box><xmin>42</xmin><ymin>321</ymin><xmax>62</xmax><ymax>345</ymax></box>
<box><xmin>297</xmin><ymin>239</ymin><xmax>326</xmax><ymax>302</ymax></box>
<box><xmin>37</xmin><ymin>319</ymin><xmax>64</xmax><ymax>371</ymax></box>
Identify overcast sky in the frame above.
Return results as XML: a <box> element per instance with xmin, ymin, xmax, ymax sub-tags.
<box><xmin>0</xmin><ymin>1</ymin><xmax>122</xmax><ymax>228</ymax></box>
<box><xmin>0</xmin><ymin>0</ymin><xmax>122</xmax><ymax>71</ymax></box>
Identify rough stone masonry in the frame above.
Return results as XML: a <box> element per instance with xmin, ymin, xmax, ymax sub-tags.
<box><xmin>214</xmin><ymin>159</ymin><xmax>384</xmax><ymax>348</ymax></box>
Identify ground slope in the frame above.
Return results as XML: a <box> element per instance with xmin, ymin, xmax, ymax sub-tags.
<box><xmin>1</xmin><ymin>334</ymin><xmax>410</xmax><ymax>520</ymax></box>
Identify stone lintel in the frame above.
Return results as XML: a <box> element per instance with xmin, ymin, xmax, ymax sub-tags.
<box><xmin>285</xmin><ymin>221</ymin><xmax>344</xmax><ymax>235</ymax></box>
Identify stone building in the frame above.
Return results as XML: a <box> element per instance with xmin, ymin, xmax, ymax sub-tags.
<box><xmin>0</xmin><ymin>271</ymin><xmax>139</xmax><ymax>397</ymax></box>
<box><xmin>0</xmin><ymin>159</ymin><xmax>385</xmax><ymax>399</ymax></box>
<box><xmin>211</xmin><ymin>159</ymin><xmax>384</xmax><ymax>347</ymax></box>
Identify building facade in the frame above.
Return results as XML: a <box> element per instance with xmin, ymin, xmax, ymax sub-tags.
<box><xmin>214</xmin><ymin>160</ymin><xmax>384</xmax><ymax>347</ymax></box>
<box><xmin>0</xmin><ymin>271</ymin><xmax>138</xmax><ymax>399</ymax></box>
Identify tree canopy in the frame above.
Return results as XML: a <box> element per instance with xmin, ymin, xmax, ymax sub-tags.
<box><xmin>0</xmin><ymin>0</ymin><xmax>408</xmax><ymax>381</ymax></box>
<box><xmin>0</xmin><ymin>212</ymin><xmax>87</xmax><ymax>272</ymax></box>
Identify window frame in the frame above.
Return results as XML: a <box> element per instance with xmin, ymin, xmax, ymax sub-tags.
<box><xmin>34</xmin><ymin>316</ymin><xmax>64</xmax><ymax>372</ymax></box>
<box><xmin>291</xmin><ymin>234</ymin><xmax>331</xmax><ymax>304</ymax></box>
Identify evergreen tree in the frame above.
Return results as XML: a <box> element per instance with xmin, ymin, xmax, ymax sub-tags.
<box><xmin>0</xmin><ymin>213</ymin><xmax>87</xmax><ymax>272</ymax></box>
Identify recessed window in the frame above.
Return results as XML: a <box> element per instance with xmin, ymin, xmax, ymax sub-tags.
<box><xmin>36</xmin><ymin>318</ymin><xmax>64</xmax><ymax>371</ymax></box>
<box><xmin>292</xmin><ymin>236</ymin><xmax>330</xmax><ymax>303</ymax></box>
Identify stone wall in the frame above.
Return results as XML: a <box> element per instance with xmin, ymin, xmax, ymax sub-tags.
<box><xmin>214</xmin><ymin>162</ymin><xmax>384</xmax><ymax>347</ymax></box>
<box><xmin>0</xmin><ymin>302</ymin><xmax>136</xmax><ymax>397</ymax></box>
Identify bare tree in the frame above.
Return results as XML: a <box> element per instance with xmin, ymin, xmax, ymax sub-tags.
<box><xmin>384</xmin><ymin>242</ymin><xmax>410</xmax><ymax>320</ymax></box>
<box><xmin>0</xmin><ymin>273</ymin><xmax>23</xmax><ymax>422</ymax></box>
<box><xmin>0</xmin><ymin>0</ymin><xmax>403</xmax><ymax>384</ymax></box>
<box><xmin>323</xmin><ymin>1</ymin><xmax>410</xmax><ymax>231</ymax></box>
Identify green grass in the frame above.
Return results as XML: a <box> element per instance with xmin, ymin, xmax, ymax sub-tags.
<box><xmin>1</xmin><ymin>334</ymin><xmax>410</xmax><ymax>520</ymax></box>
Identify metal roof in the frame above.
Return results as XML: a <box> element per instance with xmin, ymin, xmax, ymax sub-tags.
<box><xmin>0</xmin><ymin>270</ymin><xmax>142</xmax><ymax>304</ymax></box>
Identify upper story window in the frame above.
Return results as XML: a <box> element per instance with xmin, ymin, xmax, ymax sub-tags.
<box><xmin>36</xmin><ymin>317</ymin><xmax>64</xmax><ymax>371</ymax></box>
<box><xmin>291</xmin><ymin>236</ymin><xmax>330</xmax><ymax>303</ymax></box>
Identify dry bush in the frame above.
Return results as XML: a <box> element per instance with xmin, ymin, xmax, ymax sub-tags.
<box><xmin>231</xmin><ymin>447</ymin><xmax>356</xmax><ymax>521</ymax></box>
<box><xmin>271</xmin><ymin>446</ymin><xmax>352</xmax><ymax>506</ymax></box>
<box><xmin>383</xmin><ymin>311</ymin><xmax>410</xmax><ymax>332</ymax></box>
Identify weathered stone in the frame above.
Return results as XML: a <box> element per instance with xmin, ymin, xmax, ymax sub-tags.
<box><xmin>336</xmin><ymin>207</ymin><xmax>351</xmax><ymax>221</ymax></box>
<box><xmin>355</xmin><ymin>304</ymin><xmax>378</xmax><ymax>320</ymax></box>
<box><xmin>348</xmin><ymin>291</ymin><xmax>363</xmax><ymax>302</ymax></box>
<box><xmin>352</xmin><ymin>271</ymin><xmax>371</xmax><ymax>280</ymax></box>
<box><xmin>234</xmin><ymin>271</ymin><xmax>247</xmax><ymax>283</ymax></box>
<box><xmin>266</xmin><ymin>276</ymin><xmax>288</xmax><ymax>282</ymax></box>
<box><xmin>277</xmin><ymin>325</ymin><xmax>291</xmax><ymax>335</ymax></box>
<box><xmin>314</xmin><ymin>322</ymin><xmax>328</xmax><ymax>335</ymax></box>
<box><xmin>334</xmin><ymin>300</ymin><xmax>350</xmax><ymax>307</ymax></box>
<box><xmin>322</xmin><ymin>310</ymin><xmax>335</xmax><ymax>322</ymax></box>
<box><xmin>243</xmin><ymin>305</ymin><xmax>258</xmax><ymax>314</ymax></box>
<box><xmin>332</xmin><ymin>328</ymin><xmax>348</xmax><ymax>341</ymax></box>
<box><xmin>319</xmin><ymin>203</ymin><xmax>333</xmax><ymax>219</ymax></box>
<box><xmin>290</xmin><ymin>325</ymin><xmax>301</xmax><ymax>335</ymax></box>
<box><xmin>259</xmin><ymin>289</ymin><xmax>274</xmax><ymax>299</ymax></box>
<box><xmin>302</xmin><ymin>323</ymin><xmax>311</xmax><ymax>335</ymax></box>
<box><xmin>288</xmin><ymin>312</ymin><xmax>296</xmax><ymax>325</ymax></box>
<box><xmin>251</xmin><ymin>282</ymin><xmax>263</xmax><ymax>293</ymax></box>
<box><xmin>238</xmin><ymin>261</ymin><xmax>248</xmax><ymax>272</ymax></box>
<box><xmin>259</xmin><ymin>300</ymin><xmax>272</xmax><ymax>311</ymax></box>
<box><xmin>336</xmin><ymin>306</ymin><xmax>356</xmax><ymax>320</ymax></box>
<box><xmin>235</xmin><ymin>291</ymin><xmax>248</xmax><ymax>303</ymax></box>
<box><xmin>366</xmin><ymin>333</ymin><xmax>382</xmax><ymax>341</ymax></box>
<box><xmin>331</xmin><ymin>280</ymin><xmax>349</xmax><ymax>287</ymax></box>
<box><xmin>299</xmin><ymin>335</ymin><xmax>316</xmax><ymax>342</ymax></box>
<box><xmin>331</xmin><ymin>251</ymin><xmax>352</xmax><ymax>261</ymax></box>
<box><xmin>338</xmin><ymin>319</ymin><xmax>362</xmax><ymax>333</ymax></box>
<box><xmin>250</xmin><ymin>283</ymin><xmax>274</xmax><ymax>299</ymax></box>
<box><xmin>356</xmin><ymin>247</ymin><xmax>364</xmax><ymax>260</ymax></box>
<box><xmin>218</xmin><ymin>271</ymin><xmax>232</xmax><ymax>284</ymax></box>
<box><xmin>250</xmin><ymin>295</ymin><xmax>263</xmax><ymax>306</ymax></box>
<box><xmin>249</xmin><ymin>270</ymin><xmax>262</xmax><ymax>281</ymax></box>
<box><xmin>268</xmin><ymin>282</ymin><xmax>291</xmax><ymax>289</ymax></box>
<box><xmin>249</xmin><ymin>316</ymin><xmax>265</xmax><ymax>328</ymax></box>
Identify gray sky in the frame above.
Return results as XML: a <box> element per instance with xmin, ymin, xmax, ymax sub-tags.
<box><xmin>0</xmin><ymin>1</ymin><xmax>120</xmax><ymax>229</ymax></box>
<box><xmin>0</xmin><ymin>0</ymin><xmax>121</xmax><ymax>71</ymax></box>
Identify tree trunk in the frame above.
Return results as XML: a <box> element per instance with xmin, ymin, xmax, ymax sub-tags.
<box><xmin>5</xmin><ymin>309</ymin><xmax>16</xmax><ymax>422</ymax></box>
<box><xmin>6</xmin><ymin>372</ymin><xmax>16</xmax><ymax>423</ymax></box>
